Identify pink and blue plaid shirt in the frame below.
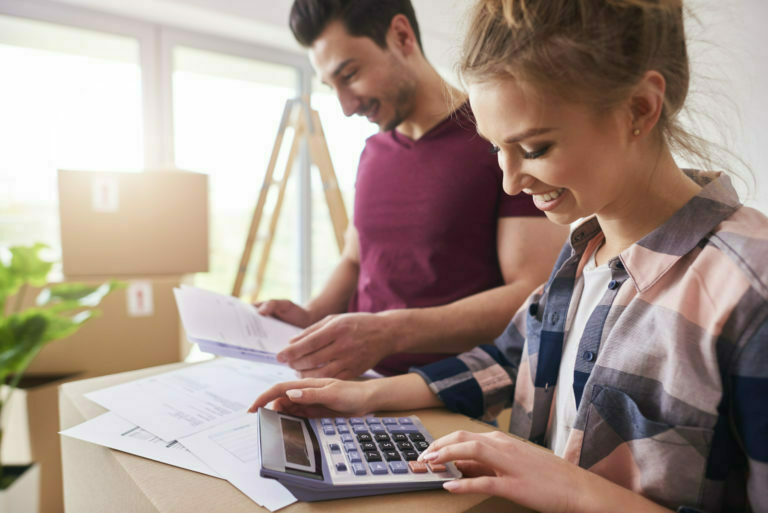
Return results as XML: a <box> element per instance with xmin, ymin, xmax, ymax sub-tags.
<box><xmin>414</xmin><ymin>171</ymin><xmax>768</xmax><ymax>512</ymax></box>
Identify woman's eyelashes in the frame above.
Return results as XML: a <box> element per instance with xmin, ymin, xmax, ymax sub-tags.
<box><xmin>489</xmin><ymin>143</ymin><xmax>553</xmax><ymax>159</ymax></box>
<box><xmin>521</xmin><ymin>143</ymin><xmax>552</xmax><ymax>159</ymax></box>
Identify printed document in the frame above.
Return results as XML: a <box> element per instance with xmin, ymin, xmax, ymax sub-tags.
<box><xmin>86</xmin><ymin>358</ymin><xmax>296</xmax><ymax>441</ymax></box>
<box><xmin>60</xmin><ymin>412</ymin><xmax>220</xmax><ymax>478</ymax></box>
<box><xmin>173</xmin><ymin>286</ymin><xmax>302</xmax><ymax>363</ymax></box>
<box><xmin>181</xmin><ymin>413</ymin><xmax>297</xmax><ymax>511</ymax></box>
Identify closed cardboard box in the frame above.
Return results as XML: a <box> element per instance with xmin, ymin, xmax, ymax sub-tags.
<box><xmin>58</xmin><ymin>169</ymin><xmax>209</xmax><ymax>277</ymax></box>
<box><xmin>59</xmin><ymin>363</ymin><xmax>529</xmax><ymax>513</ymax></box>
<box><xmin>20</xmin><ymin>276</ymin><xmax>191</xmax><ymax>377</ymax></box>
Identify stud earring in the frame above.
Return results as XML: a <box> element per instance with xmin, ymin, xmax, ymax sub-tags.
<box><xmin>632</xmin><ymin>128</ymin><xmax>640</xmax><ymax>136</ymax></box>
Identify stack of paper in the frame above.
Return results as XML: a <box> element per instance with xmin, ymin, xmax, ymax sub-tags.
<box><xmin>173</xmin><ymin>285</ymin><xmax>302</xmax><ymax>363</ymax></box>
<box><xmin>60</xmin><ymin>358</ymin><xmax>300</xmax><ymax>511</ymax></box>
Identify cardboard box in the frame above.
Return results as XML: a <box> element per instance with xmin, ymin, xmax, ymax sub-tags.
<box><xmin>58</xmin><ymin>169</ymin><xmax>209</xmax><ymax>277</ymax></box>
<box><xmin>2</xmin><ymin>374</ymin><xmax>80</xmax><ymax>513</ymax></box>
<box><xmin>59</xmin><ymin>363</ymin><xmax>531</xmax><ymax>513</ymax></box>
<box><xmin>20</xmin><ymin>276</ymin><xmax>191</xmax><ymax>378</ymax></box>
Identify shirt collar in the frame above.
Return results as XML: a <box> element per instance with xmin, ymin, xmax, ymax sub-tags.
<box><xmin>568</xmin><ymin>171</ymin><xmax>741</xmax><ymax>293</ymax></box>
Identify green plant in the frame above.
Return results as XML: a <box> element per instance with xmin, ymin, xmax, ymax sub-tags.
<box><xmin>0</xmin><ymin>243</ymin><xmax>122</xmax><ymax>489</ymax></box>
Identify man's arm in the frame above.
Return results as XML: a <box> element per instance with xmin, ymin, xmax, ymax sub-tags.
<box><xmin>279</xmin><ymin>217</ymin><xmax>567</xmax><ymax>378</ymax></box>
<box><xmin>257</xmin><ymin>224</ymin><xmax>360</xmax><ymax>327</ymax></box>
<box><xmin>384</xmin><ymin>216</ymin><xmax>568</xmax><ymax>353</ymax></box>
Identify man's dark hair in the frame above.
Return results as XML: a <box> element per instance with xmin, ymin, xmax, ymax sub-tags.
<box><xmin>289</xmin><ymin>0</ymin><xmax>423</xmax><ymax>51</ymax></box>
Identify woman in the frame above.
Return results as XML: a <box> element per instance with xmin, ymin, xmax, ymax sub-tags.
<box><xmin>250</xmin><ymin>1</ymin><xmax>767</xmax><ymax>511</ymax></box>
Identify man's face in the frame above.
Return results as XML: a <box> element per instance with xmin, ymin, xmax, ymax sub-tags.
<box><xmin>310</xmin><ymin>21</ymin><xmax>417</xmax><ymax>131</ymax></box>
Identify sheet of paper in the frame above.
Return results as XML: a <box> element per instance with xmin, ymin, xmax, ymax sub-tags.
<box><xmin>180</xmin><ymin>413</ymin><xmax>297</xmax><ymax>512</ymax></box>
<box><xmin>86</xmin><ymin>358</ymin><xmax>297</xmax><ymax>441</ymax></box>
<box><xmin>60</xmin><ymin>412</ymin><xmax>220</xmax><ymax>478</ymax></box>
<box><xmin>174</xmin><ymin>286</ymin><xmax>302</xmax><ymax>355</ymax></box>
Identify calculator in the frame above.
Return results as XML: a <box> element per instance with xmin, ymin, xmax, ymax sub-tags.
<box><xmin>257</xmin><ymin>408</ymin><xmax>461</xmax><ymax>501</ymax></box>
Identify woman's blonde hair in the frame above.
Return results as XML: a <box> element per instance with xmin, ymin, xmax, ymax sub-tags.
<box><xmin>460</xmin><ymin>0</ymin><xmax>714</xmax><ymax>171</ymax></box>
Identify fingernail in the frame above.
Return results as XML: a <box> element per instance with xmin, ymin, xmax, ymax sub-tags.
<box><xmin>422</xmin><ymin>450</ymin><xmax>439</xmax><ymax>461</ymax></box>
<box><xmin>443</xmin><ymin>480</ymin><xmax>459</xmax><ymax>491</ymax></box>
<box><xmin>286</xmin><ymin>389</ymin><xmax>302</xmax><ymax>399</ymax></box>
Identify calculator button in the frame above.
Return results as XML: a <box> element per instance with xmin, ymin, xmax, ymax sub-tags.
<box><xmin>370</xmin><ymin>426</ymin><xmax>387</xmax><ymax>435</ymax></box>
<box><xmin>369</xmin><ymin>461</ymin><xmax>388</xmax><ymax>475</ymax></box>
<box><xmin>403</xmin><ymin>451</ymin><xmax>419</xmax><ymax>461</ymax></box>
<box><xmin>337</xmin><ymin>424</ymin><xmax>350</xmax><ymax>434</ymax></box>
<box><xmin>347</xmin><ymin>450</ymin><xmax>362</xmax><ymax>463</ymax></box>
<box><xmin>341</xmin><ymin>434</ymin><xmax>354</xmax><ymax>443</ymax></box>
<box><xmin>397</xmin><ymin>441</ymin><xmax>413</xmax><ymax>451</ymax></box>
<box><xmin>393</xmin><ymin>433</ymin><xmax>408</xmax><ymax>442</ymax></box>
<box><xmin>398</xmin><ymin>417</ymin><xmax>413</xmax><ymax>425</ymax></box>
<box><xmin>379</xmin><ymin>442</ymin><xmax>395</xmax><ymax>451</ymax></box>
<box><xmin>408</xmin><ymin>433</ymin><xmax>426</xmax><ymax>442</ymax></box>
<box><xmin>335</xmin><ymin>417</ymin><xmax>347</xmax><ymax>425</ymax></box>
<box><xmin>414</xmin><ymin>441</ymin><xmax>430</xmax><ymax>452</ymax></box>
<box><xmin>382</xmin><ymin>417</ymin><xmax>398</xmax><ymax>425</ymax></box>
<box><xmin>323</xmin><ymin>426</ymin><xmax>336</xmax><ymax>435</ymax></box>
<box><xmin>351</xmin><ymin>462</ymin><xmax>367</xmax><ymax>476</ymax></box>
<box><xmin>388</xmin><ymin>425</ymin><xmax>418</xmax><ymax>434</ymax></box>
<box><xmin>428</xmin><ymin>463</ymin><xmax>447</xmax><ymax>473</ymax></box>
<box><xmin>321</xmin><ymin>418</ymin><xmax>333</xmax><ymax>425</ymax></box>
<box><xmin>374</xmin><ymin>433</ymin><xmax>390</xmax><ymax>442</ymax></box>
<box><xmin>365</xmin><ymin>417</ymin><xmax>381</xmax><ymax>425</ymax></box>
<box><xmin>365</xmin><ymin>451</ymin><xmax>382</xmax><ymax>462</ymax></box>
<box><xmin>356</xmin><ymin>433</ymin><xmax>372</xmax><ymax>442</ymax></box>
<box><xmin>329</xmin><ymin>443</ymin><xmax>340</xmax><ymax>453</ymax></box>
<box><xmin>383</xmin><ymin>450</ymin><xmax>401</xmax><ymax>461</ymax></box>
<box><xmin>349</xmin><ymin>417</ymin><xmax>365</xmax><ymax>425</ymax></box>
<box><xmin>352</xmin><ymin>424</ymin><xmax>370</xmax><ymax>434</ymax></box>
<box><xmin>361</xmin><ymin>442</ymin><xmax>376</xmax><ymax>451</ymax></box>
<box><xmin>389</xmin><ymin>461</ymin><xmax>409</xmax><ymax>474</ymax></box>
<box><xmin>344</xmin><ymin>442</ymin><xmax>357</xmax><ymax>452</ymax></box>
<box><xmin>408</xmin><ymin>461</ymin><xmax>428</xmax><ymax>473</ymax></box>
<box><xmin>336</xmin><ymin>462</ymin><xmax>348</xmax><ymax>472</ymax></box>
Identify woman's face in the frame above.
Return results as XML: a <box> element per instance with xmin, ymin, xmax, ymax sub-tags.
<box><xmin>468</xmin><ymin>78</ymin><xmax>634</xmax><ymax>226</ymax></box>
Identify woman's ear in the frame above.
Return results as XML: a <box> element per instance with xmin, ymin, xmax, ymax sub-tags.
<box><xmin>628</xmin><ymin>70</ymin><xmax>666</xmax><ymax>138</ymax></box>
<box><xmin>387</xmin><ymin>14</ymin><xmax>418</xmax><ymax>57</ymax></box>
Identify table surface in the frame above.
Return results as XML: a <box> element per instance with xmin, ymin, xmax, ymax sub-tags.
<box><xmin>59</xmin><ymin>361</ymin><xmax>533</xmax><ymax>513</ymax></box>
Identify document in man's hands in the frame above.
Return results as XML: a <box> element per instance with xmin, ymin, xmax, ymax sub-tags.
<box><xmin>173</xmin><ymin>286</ymin><xmax>302</xmax><ymax>364</ymax></box>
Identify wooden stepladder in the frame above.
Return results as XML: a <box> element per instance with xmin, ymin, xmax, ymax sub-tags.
<box><xmin>232</xmin><ymin>97</ymin><xmax>348</xmax><ymax>300</ymax></box>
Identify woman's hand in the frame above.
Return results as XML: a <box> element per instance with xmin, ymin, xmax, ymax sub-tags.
<box><xmin>420</xmin><ymin>430</ymin><xmax>584</xmax><ymax>513</ymax></box>
<box><xmin>420</xmin><ymin>430</ymin><xmax>673</xmax><ymax>513</ymax></box>
<box><xmin>247</xmin><ymin>378</ymin><xmax>374</xmax><ymax>418</ymax></box>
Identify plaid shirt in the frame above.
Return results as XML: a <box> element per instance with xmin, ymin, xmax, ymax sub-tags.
<box><xmin>414</xmin><ymin>172</ymin><xmax>768</xmax><ymax>512</ymax></box>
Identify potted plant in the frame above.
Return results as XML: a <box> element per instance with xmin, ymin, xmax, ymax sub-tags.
<box><xmin>0</xmin><ymin>243</ymin><xmax>121</xmax><ymax>512</ymax></box>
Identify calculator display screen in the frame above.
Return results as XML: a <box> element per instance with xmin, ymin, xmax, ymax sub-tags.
<box><xmin>279</xmin><ymin>415</ymin><xmax>323</xmax><ymax>480</ymax></box>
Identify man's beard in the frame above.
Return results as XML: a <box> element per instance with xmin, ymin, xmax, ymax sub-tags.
<box><xmin>379</xmin><ymin>72</ymin><xmax>416</xmax><ymax>132</ymax></box>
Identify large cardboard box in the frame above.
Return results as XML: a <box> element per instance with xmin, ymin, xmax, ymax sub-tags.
<box><xmin>20</xmin><ymin>276</ymin><xmax>191</xmax><ymax>378</ymax></box>
<box><xmin>2</xmin><ymin>374</ymin><xmax>80</xmax><ymax>513</ymax></box>
<box><xmin>58</xmin><ymin>169</ymin><xmax>209</xmax><ymax>277</ymax></box>
<box><xmin>59</xmin><ymin>363</ymin><xmax>530</xmax><ymax>513</ymax></box>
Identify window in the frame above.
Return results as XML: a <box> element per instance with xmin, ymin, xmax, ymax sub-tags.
<box><xmin>172</xmin><ymin>46</ymin><xmax>300</xmax><ymax>299</ymax></box>
<box><xmin>309</xmin><ymin>82</ymin><xmax>377</xmax><ymax>296</ymax></box>
<box><xmin>0</xmin><ymin>14</ymin><xmax>143</xmax><ymax>255</ymax></box>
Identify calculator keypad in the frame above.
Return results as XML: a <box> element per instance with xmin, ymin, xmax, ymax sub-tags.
<box><xmin>318</xmin><ymin>416</ymin><xmax>451</xmax><ymax>481</ymax></box>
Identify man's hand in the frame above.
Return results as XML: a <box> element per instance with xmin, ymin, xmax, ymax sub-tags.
<box><xmin>255</xmin><ymin>299</ymin><xmax>314</xmax><ymax>328</ymax></box>
<box><xmin>276</xmin><ymin>312</ymin><xmax>398</xmax><ymax>379</ymax></box>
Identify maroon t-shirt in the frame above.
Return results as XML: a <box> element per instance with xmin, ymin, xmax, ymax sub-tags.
<box><xmin>350</xmin><ymin>105</ymin><xmax>543</xmax><ymax>376</ymax></box>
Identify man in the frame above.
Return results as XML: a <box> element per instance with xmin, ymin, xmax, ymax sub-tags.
<box><xmin>257</xmin><ymin>0</ymin><xmax>567</xmax><ymax>378</ymax></box>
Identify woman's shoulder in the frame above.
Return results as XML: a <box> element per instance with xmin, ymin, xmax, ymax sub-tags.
<box><xmin>708</xmin><ymin>205</ymin><xmax>768</xmax><ymax>301</ymax></box>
